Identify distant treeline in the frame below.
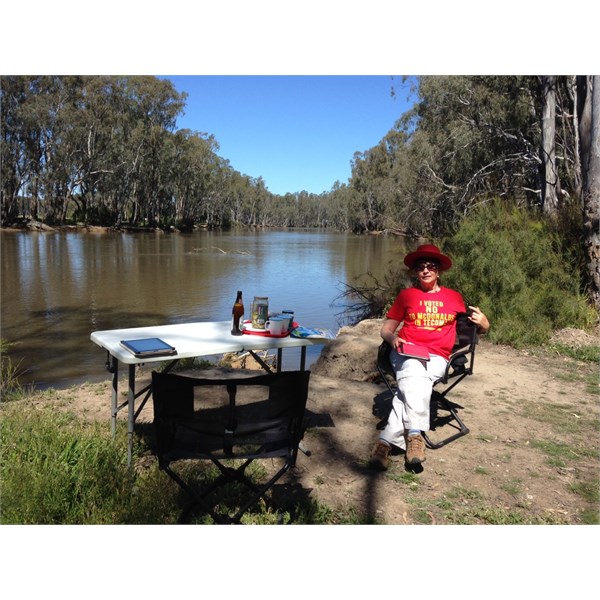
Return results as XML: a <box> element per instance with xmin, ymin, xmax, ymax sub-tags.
<box><xmin>1</xmin><ymin>76</ymin><xmax>597</xmax><ymax>240</ymax></box>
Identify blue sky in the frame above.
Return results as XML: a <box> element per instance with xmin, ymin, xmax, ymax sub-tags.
<box><xmin>160</xmin><ymin>76</ymin><xmax>416</xmax><ymax>196</ymax></box>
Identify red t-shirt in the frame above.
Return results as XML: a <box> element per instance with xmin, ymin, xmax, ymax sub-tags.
<box><xmin>386</xmin><ymin>286</ymin><xmax>466</xmax><ymax>360</ymax></box>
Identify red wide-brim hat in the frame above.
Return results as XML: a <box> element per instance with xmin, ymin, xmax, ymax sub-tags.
<box><xmin>403</xmin><ymin>244</ymin><xmax>453</xmax><ymax>271</ymax></box>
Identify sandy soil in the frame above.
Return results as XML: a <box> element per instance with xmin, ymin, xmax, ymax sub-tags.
<box><xmin>39</xmin><ymin>319</ymin><xmax>599</xmax><ymax>524</ymax></box>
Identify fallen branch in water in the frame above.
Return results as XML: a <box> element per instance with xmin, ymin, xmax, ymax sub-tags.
<box><xmin>191</xmin><ymin>247</ymin><xmax>252</xmax><ymax>255</ymax></box>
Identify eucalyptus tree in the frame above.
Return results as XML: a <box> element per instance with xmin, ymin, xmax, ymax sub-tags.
<box><xmin>170</xmin><ymin>129</ymin><xmax>220</xmax><ymax>227</ymax></box>
<box><xmin>578</xmin><ymin>75</ymin><xmax>600</xmax><ymax>310</ymax></box>
<box><xmin>67</xmin><ymin>76</ymin><xmax>120</xmax><ymax>223</ymax></box>
<box><xmin>276</xmin><ymin>193</ymin><xmax>300</xmax><ymax>227</ymax></box>
<box><xmin>411</xmin><ymin>76</ymin><xmax>542</xmax><ymax>225</ymax></box>
<box><xmin>5</xmin><ymin>76</ymin><xmax>70</xmax><ymax>223</ymax></box>
<box><xmin>349</xmin><ymin>142</ymin><xmax>392</xmax><ymax>232</ymax></box>
<box><xmin>121</xmin><ymin>77</ymin><xmax>186</xmax><ymax>227</ymax></box>
<box><xmin>248</xmin><ymin>177</ymin><xmax>272</xmax><ymax>227</ymax></box>
<box><xmin>0</xmin><ymin>76</ymin><xmax>30</xmax><ymax>224</ymax></box>
<box><xmin>324</xmin><ymin>183</ymin><xmax>362</xmax><ymax>231</ymax></box>
<box><xmin>540</xmin><ymin>76</ymin><xmax>559</xmax><ymax>213</ymax></box>
<box><xmin>225</xmin><ymin>169</ymin><xmax>251</xmax><ymax>225</ymax></box>
<box><xmin>198</xmin><ymin>156</ymin><xmax>243</xmax><ymax>228</ymax></box>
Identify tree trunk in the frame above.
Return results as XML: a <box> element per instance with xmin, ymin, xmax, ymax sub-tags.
<box><xmin>580</xmin><ymin>76</ymin><xmax>600</xmax><ymax>311</ymax></box>
<box><xmin>541</xmin><ymin>76</ymin><xmax>559</xmax><ymax>214</ymax></box>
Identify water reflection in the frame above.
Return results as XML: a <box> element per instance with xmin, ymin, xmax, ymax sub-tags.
<box><xmin>1</xmin><ymin>229</ymin><xmax>406</xmax><ymax>389</ymax></box>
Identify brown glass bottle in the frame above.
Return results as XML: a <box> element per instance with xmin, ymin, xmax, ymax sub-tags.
<box><xmin>231</xmin><ymin>290</ymin><xmax>244</xmax><ymax>335</ymax></box>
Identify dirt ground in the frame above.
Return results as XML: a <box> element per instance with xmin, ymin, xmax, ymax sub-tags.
<box><xmin>48</xmin><ymin>319</ymin><xmax>599</xmax><ymax>524</ymax></box>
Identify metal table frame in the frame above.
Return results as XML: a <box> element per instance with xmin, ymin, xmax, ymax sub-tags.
<box><xmin>90</xmin><ymin>321</ymin><xmax>325</xmax><ymax>465</ymax></box>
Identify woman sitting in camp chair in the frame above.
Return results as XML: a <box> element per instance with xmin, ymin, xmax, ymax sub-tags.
<box><xmin>370</xmin><ymin>244</ymin><xmax>489</xmax><ymax>470</ymax></box>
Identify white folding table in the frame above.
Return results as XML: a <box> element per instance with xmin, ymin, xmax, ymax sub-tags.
<box><xmin>90</xmin><ymin>320</ymin><xmax>326</xmax><ymax>465</ymax></box>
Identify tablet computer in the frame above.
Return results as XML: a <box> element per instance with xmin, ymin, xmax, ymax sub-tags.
<box><xmin>120</xmin><ymin>337</ymin><xmax>177</xmax><ymax>358</ymax></box>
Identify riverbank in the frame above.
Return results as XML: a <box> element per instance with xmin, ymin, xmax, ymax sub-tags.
<box><xmin>11</xmin><ymin>319</ymin><xmax>599</xmax><ymax>524</ymax></box>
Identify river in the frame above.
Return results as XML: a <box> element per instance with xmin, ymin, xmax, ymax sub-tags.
<box><xmin>1</xmin><ymin>228</ymin><xmax>406</xmax><ymax>389</ymax></box>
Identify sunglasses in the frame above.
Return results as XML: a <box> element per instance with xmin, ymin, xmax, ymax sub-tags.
<box><xmin>414</xmin><ymin>262</ymin><xmax>439</xmax><ymax>272</ymax></box>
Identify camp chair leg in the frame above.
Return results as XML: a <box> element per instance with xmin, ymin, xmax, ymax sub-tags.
<box><xmin>226</xmin><ymin>462</ymin><xmax>292</xmax><ymax>524</ymax></box>
<box><xmin>423</xmin><ymin>394</ymin><xmax>470</xmax><ymax>449</ymax></box>
<box><xmin>165</xmin><ymin>456</ymin><xmax>294</xmax><ymax>524</ymax></box>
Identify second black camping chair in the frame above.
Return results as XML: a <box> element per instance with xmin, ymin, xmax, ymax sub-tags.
<box><xmin>152</xmin><ymin>369</ymin><xmax>311</xmax><ymax>524</ymax></box>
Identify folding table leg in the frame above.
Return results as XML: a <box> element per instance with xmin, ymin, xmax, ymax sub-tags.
<box><xmin>127</xmin><ymin>364</ymin><xmax>136</xmax><ymax>467</ymax></box>
<box><xmin>110</xmin><ymin>356</ymin><xmax>118</xmax><ymax>438</ymax></box>
<box><xmin>248</xmin><ymin>350</ymin><xmax>274</xmax><ymax>373</ymax></box>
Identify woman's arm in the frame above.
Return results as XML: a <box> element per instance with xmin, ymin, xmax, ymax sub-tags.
<box><xmin>380</xmin><ymin>319</ymin><xmax>405</xmax><ymax>350</ymax></box>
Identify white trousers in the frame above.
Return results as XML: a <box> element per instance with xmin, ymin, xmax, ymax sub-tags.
<box><xmin>379</xmin><ymin>350</ymin><xmax>447</xmax><ymax>450</ymax></box>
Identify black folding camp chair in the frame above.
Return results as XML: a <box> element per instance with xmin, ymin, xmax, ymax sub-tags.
<box><xmin>376</xmin><ymin>312</ymin><xmax>478</xmax><ymax>449</ymax></box>
<box><xmin>151</xmin><ymin>369</ymin><xmax>311</xmax><ymax>524</ymax></box>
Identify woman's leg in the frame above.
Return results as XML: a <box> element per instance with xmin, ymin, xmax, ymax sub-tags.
<box><xmin>381</xmin><ymin>352</ymin><xmax>447</xmax><ymax>441</ymax></box>
<box><xmin>379</xmin><ymin>391</ymin><xmax>408</xmax><ymax>449</ymax></box>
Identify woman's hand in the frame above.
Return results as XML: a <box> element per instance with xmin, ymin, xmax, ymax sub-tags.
<box><xmin>468</xmin><ymin>306</ymin><xmax>490</xmax><ymax>334</ymax></box>
<box><xmin>391</xmin><ymin>335</ymin><xmax>408</xmax><ymax>350</ymax></box>
<box><xmin>380</xmin><ymin>319</ymin><xmax>406</xmax><ymax>350</ymax></box>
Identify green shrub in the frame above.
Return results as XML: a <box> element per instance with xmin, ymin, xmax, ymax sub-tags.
<box><xmin>442</xmin><ymin>201</ymin><xmax>597</xmax><ymax>347</ymax></box>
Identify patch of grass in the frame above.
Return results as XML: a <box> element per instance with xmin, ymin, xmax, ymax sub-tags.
<box><xmin>412</xmin><ymin>508</ymin><xmax>435</xmax><ymax>524</ymax></box>
<box><xmin>435</xmin><ymin>486</ymin><xmax>549</xmax><ymax>523</ymax></box>
<box><xmin>434</xmin><ymin>498</ymin><xmax>453</xmax><ymax>510</ymax></box>
<box><xmin>474</xmin><ymin>466</ymin><xmax>489</xmax><ymax>475</ymax></box>
<box><xmin>586</xmin><ymin>381</ymin><xmax>600</xmax><ymax>396</ymax></box>
<box><xmin>444</xmin><ymin>506</ymin><xmax>529</xmax><ymax>524</ymax></box>
<box><xmin>568</xmin><ymin>480</ymin><xmax>599</xmax><ymax>505</ymax></box>
<box><xmin>566</xmin><ymin>479</ymin><xmax>600</xmax><ymax>525</ymax></box>
<box><xmin>386</xmin><ymin>470</ymin><xmax>421</xmax><ymax>488</ymax></box>
<box><xmin>1</xmin><ymin>403</ymin><xmax>139</xmax><ymax>524</ymax></box>
<box><xmin>554</xmin><ymin>371</ymin><xmax>581</xmax><ymax>384</ymax></box>
<box><xmin>0</xmin><ymin>339</ymin><xmax>30</xmax><ymax>402</ymax></box>
<box><xmin>581</xmin><ymin>367</ymin><xmax>600</xmax><ymax>395</ymax></box>
<box><xmin>500</xmin><ymin>477</ymin><xmax>522</xmax><ymax>496</ymax></box>
<box><xmin>520</xmin><ymin>403</ymin><xmax>582</xmax><ymax>435</ymax></box>
<box><xmin>529</xmin><ymin>439</ymin><xmax>597</xmax><ymax>470</ymax></box>
<box><xmin>543</xmin><ymin>354</ymin><xmax>600</xmax><ymax>395</ymax></box>
<box><xmin>580</xmin><ymin>508</ymin><xmax>600</xmax><ymax>525</ymax></box>
<box><xmin>444</xmin><ymin>485</ymin><xmax>484</xmax><ymax>502</ymax></box>
<box><xmin>434</xmin><ymin>498</ymin><xmax>568</xmax><ymax>525</ymax></box>
<box><xmin>90</xmin><ymin>382</ymin><xmax>110</xmax><ymax>396</ymax></box>
<box><xmin>547</xmin><ymin>343</ymin><xmax>600</xmax><ymax>364</ymax></box>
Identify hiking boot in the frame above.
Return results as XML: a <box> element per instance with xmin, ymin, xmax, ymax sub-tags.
<box><xmin>405</xmin><ymin>433</ymin><xmax>426</xmax><ymax>465</ymax></box>
<box><xmin>370</xmin><ymin>441</ymin><xmax>391</xmax><ymax>470</ymax></box>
